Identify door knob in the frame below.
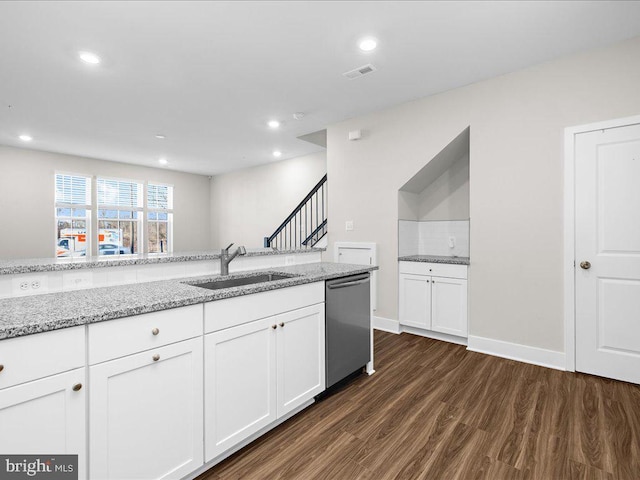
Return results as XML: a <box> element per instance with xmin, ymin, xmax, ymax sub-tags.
<box><xmin>580</xmin><ymin>261</ymin><xmax>591</xmax><ymax>270</ymax></box>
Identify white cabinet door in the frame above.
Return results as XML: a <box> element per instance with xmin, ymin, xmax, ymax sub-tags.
<box><xmin>0</xmin><ymin>368</ymin><xmax>86</xmax><ymax>480</ymax></box>
<box><xmin>90</xmin><ymin>338</ymin><xmax>203</xmax><ymax>480</ymax></box>
<box><xmin>277</xmin><ymin>303</ymin><xmax>325</xmax><ymax>417</ymax></box>
<box><xmin>399</xmin><ymin>273</ymin><xmax>431</xmax><ymax>329</ymax></box>
<box><xmin>431</xmin><ymin>277</ymin><xmax>468</xmax><ymax>337</ymax></box>
<box><xmin>204</xmin><ymin>317</ymin><xmax>277</xmax><ymax>462</ymax></box>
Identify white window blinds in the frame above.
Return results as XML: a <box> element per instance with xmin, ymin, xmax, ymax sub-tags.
<box><xmin>97</xmin><ymin>178</ymin><xmax>143</xmax><ymax>208</ymax></box>
<box><xmin>55</xmin><ymin>174</ymin><xmax>91</xmax><ymax>205</ymax></box>
<box><xmin>147</xmin><ymin>183</ymin><xmax>173</xmax><ymax>210</ymax></box>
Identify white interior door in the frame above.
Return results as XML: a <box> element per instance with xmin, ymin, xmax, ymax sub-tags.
<box><xmin>575</xmin><ymin>122</ymin><xmax>640</xmax><ymax>384</ymax></box>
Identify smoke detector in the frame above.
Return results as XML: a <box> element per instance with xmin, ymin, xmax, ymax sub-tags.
<box><xmin>292</xmin><ymin>112</ymin><xmax>305</xmax><ymax>121</ymax></box>
<box><xmin>343</xmin><ymin>64</ymin><xmax>377</xmax><ymax>80</ymax></box>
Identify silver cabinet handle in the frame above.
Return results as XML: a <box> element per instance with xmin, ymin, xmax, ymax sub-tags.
<box><xmin>152</xmin><ymin>354</ymin><xmax>160</xmax><ymax>362</ymax></box>
<box><xmin>279</xmin><ymin>322</ymin><xmax>285</xmax><ymax>328</ymax></box>
<box><xmin>72</xmin><ymin>383</ymin><xmax>82</xmax><ymax>392</ymax></box>
<box><xmin>271</xmin><ymin>324</ymin><xmax>277</xmax><ymax>329</ymax></box>
<box><xmin>0</xmin><ymin>364</ymin><xmax>4</xmax><ymax>373</ymax></box>
<box><xmin>152</xmin><ymin>328</ymin><xmax>160</xmax><ymax>335</ymax></box>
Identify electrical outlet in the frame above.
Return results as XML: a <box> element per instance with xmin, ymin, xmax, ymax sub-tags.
<box><xmin>285</xmin><ymin>256</ymin><xmax>295</xmax><ymax>266</ymax></box>
<box><xmin>448</xmin><ymin>236</ymin><xmax>456</xmax><ymax>248</ymax></box>
<box><xmin>345</xmin><ymin>220</ymin><xmax>354</xmax><ymax>231</ymax></box>
<box><xmin>12</xmin><ymin>276</ymin><xmax>48</xmax><ymax>296</ymax></box>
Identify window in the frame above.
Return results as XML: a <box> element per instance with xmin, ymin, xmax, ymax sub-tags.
<box><xmin>54</xmin><ymin>174</ymin><xmax>174</xmax><ymax>257</ymax></box>
<box><xmin>147</xmin><ymin>183</ymin><xmax>173</xmax><ymax>254</ymax></box>
<box><xmin>55</xmin><ymin>174</ymin><xmax>91</xmax><ymax>257</ymax></box>
<box><xmin>97</xmin><ymin>178</ymin><xmax>143</xmax><ymax>256</ymax></box>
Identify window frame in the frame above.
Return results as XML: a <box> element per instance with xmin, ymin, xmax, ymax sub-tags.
<box><xmin>96</xmin><ymin>175</ymin><xmax>144</xmax><ymax>256</ymax></box>
<box><xmin>53</xmin><ymin>174</ymin><xmax>176</xmax><ymax>258</ymax></box>
<box><xmin>54</xmin><ymin>172</ymin><xmax>92</xmax><ymax>258</ymax></box>
<box><xmin>146</xmin><ymin>182</ymin><xmax>174</xmax><ymax>255</ymax></box>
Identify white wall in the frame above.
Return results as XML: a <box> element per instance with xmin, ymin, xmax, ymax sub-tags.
<box><xmin>326</xmin><ymin>35</ymin><xmax>640</xmax><ymax>353</ymax></box>
<box><xmin>210</xmin><ymin>151</ymin><xmax>326</xmax><ymax>248</ymax></box>
<box><xmin>418</xmin><ymin>154</ymin><xmax>469</xmax><ymax>220</ymax></box>
<box><xmin>0</xmin><ymin>145</ymin><xmax>212</xmax><ymax>259</ymax></box>
<box><xmin>398</xmin><ymin>154</ymin><xmax>470</xmax><ymax>221</ymax></box>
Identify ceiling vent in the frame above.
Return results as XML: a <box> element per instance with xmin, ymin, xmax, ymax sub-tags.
<box><xmin>343</xmin><ymin>64</ymin><xmax>377</xmax><ymax>80</ymax></box>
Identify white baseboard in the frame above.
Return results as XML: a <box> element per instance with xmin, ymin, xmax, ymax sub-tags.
<box><xmin>373</xmin><ymin>316</ymin><xmax>400</xmax><ymax>334</ymax></box>
<box><xmin>467</xmin><ymin>335</ymin><xmax>566</xmax><ymax>371</ymax></box>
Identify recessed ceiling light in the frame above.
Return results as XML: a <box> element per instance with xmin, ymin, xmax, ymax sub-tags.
<box><xmin>19</xmin><ymin>134</ymin><xmax>32</xmax><ymax>142</ymax></box>
<box><xmin>79</xmin><ymin>51</ymin><xmax>101</xmax><ymax>65</ymax></box>
<box><xmin>155</xmin><ymin>134</ymin><xmax>166</xmax><ymax>139</ymax></box>
<box><xmin>158</xmin><ymin>158</ymin><xmax>168</xmax><ymax>165</ymax></box>
<box><xmin>268</xmin><ymin>120</ymin><xmax>281</xmax><ymax>129</ymax></box>
<box><xmin>272</xmin><ymin>150</ymin><xmax>282</xmax><ymax>158</ymax></box>
<box><xmin>359</xmin><ymin>37</ymin><xmax>377</xmax><ymax>52</ymax></box>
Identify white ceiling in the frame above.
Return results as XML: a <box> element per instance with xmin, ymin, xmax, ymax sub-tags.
<box><xmin>2</xmin><ymin>1</ymin><xmax>640</xmax><ymax>176</ymax></box>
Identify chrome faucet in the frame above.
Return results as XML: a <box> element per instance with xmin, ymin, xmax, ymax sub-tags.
<box><xmin>220</xmin><ymin>243</ymin><xmax>246</xmax><ymax>275</ymax></box>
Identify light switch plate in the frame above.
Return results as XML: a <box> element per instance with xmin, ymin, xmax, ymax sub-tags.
<box><xmin>345</xmin><ymin>220</ymin><xmax>354</xmax><ymax>231</ymax></box>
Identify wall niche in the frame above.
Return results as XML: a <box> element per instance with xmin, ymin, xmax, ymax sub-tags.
<box><xmin>398</xmin><ymin>127</ymin><xmax>470</xmax><ymax>257</ymax></box>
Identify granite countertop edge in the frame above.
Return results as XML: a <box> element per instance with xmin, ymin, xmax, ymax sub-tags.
<box><xmin>398</xmin><ymin>255</ymin><xmax>470</xmax><ymax>265</ymax></box>
<box><xmin>0</xmin><ymin>262</ymin><xmax>377</xmax><ymax>340</ymax></box>
<box><xmin>0</xmin><ymin>248</ymin><xmax>325</xmax><ymax>275</ymax></box>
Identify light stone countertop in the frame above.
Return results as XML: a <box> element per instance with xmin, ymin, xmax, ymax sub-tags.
<box><xmin>0</xmin><ymin>262</ymin><xmax>376</xmax><ymax>340</ymax></box>
<box><xmin>0</xmin><ymin>247</ymin><xmax>325</xmax><ymax>275</ymax></box>
<box><xmin>398</xmin><ymin>255</ymin><xmax>470</xmax><ymax>265</ymax></box>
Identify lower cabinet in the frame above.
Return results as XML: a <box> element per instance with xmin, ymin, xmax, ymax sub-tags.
<box><xmin>399</xmin><ymin>261</ymin><xmax>468</xmax><ymax>338</ymax></box>
<box><xmin>0</xmin><ymin>325</ymin><xmax>87</xmax><ymax>479</ymax></box>
<box><xmin>204</xmin><ymin>303</ymin><xmax>325</xmax><ymax>461</ymax></box>
<box><xmin>89</xmin><ymin>337</ymin><xmax>204</xmax><ymax>480</ymax></box>
<box><xmin>431</xmin><ymin>276</ymin><xmax>468</xmax><ymax>337</ymax></box>
<box><xmin>0</xmin><ymin>368</ymin><xmax>87</xmax><ymax>479</ymax></box>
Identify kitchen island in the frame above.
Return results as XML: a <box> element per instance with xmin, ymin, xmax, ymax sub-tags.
<box><xmin>0</xmin><ymin>261</ymin><xmax>377</xmax><ymax>480</ymax></box>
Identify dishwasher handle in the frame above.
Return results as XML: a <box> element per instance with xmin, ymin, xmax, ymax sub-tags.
<box><xmin>326</xmin><ymin>274</ymin><xmax>370</xmax><ymax>289</ymax></box>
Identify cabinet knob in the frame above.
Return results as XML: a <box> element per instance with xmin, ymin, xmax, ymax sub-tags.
<box><xmin>0</xmin><ymin>364</ymin><xmax>4</xmax><ymax>373</ymax></box>
<box><xmin>152</xmin><ymin>354</ymin><xmax>160</xmax><ymax>362</ymax></box>
<box><xmin>151</xmin><ymin>327</ymin><xmax>160</xmax><ymax>336</ymax></box>
<box><xmin>279</xmin><ymin>322</ymin><xmax>285</xmax><ymax>328</ymax></box>
<box><xmin>72</xmin><ymin>383</ymin><xmax>82</xmax><ymax>392</ymax></box>
<box><xmin>271</xmin><ymin>324</ymin><xmax>277</xmax><ymax>330</ymax></box>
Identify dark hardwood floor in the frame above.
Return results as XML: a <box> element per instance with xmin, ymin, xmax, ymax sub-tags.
<box><xmin>197</xmin><ymin>331</ymin><xmax>640</xmax><ymax>479</ymax></box>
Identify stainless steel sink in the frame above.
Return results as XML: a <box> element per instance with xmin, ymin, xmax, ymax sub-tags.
<box><xmin>190</xmin><ymin>273</ymin><xmax>295</xmax><ymax>291</ymax></box>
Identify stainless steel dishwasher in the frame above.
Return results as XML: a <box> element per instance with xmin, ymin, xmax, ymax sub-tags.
<box><xmin>325</xmin><ymin>273</ymin><xmax>371</xmax><ymax>389</ymax></box>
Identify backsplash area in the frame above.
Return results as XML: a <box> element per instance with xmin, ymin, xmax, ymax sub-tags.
<box><xmin>398</xmin><ymin>220</ymin><xmax>469</xmax><ymax>257</ymax></box>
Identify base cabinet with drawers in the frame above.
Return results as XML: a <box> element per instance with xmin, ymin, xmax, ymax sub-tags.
<box><xmin>0</xmin><ymin>326</ymin><xmax>87</xmax><ymax>479</ymax></box>
<box><xmin>399</xmin><ymin>261</ymin><xmax>468</xmax><ymax>338</ymax></box>
<box><xmin>88</xmin><ymin>304</ymin><xmax>204</xmax><ymax>480</ymax></box>
<box><xmin>204</xmin><ymin>283</ymin><xmax>325</xmax><ymax>461</ymax></box>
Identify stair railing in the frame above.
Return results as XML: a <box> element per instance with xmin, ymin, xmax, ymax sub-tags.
<box><xmin>264</xmin><ymin>174</ymin><xmax>327</xmax><ymax>250</ymax></box>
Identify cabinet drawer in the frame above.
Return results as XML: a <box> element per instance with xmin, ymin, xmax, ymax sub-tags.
<box><xmin>399</xmin><ymin>261</ymin><xmax>467</xmax><ymax>279</ymax></box>
<box><xmin>88</xmin><ymin>304</ymin><xmax>203</xmax><ymax>365</ymax></box>
<box><xmin>205</xmin><ymin>282</ymin><xmax>324</xmax><ymax>333</ymax></box>
<box><xmin>0</xmin><ymin>326</ymin><xmax>85</xmax><ymax>390</ymax></box>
